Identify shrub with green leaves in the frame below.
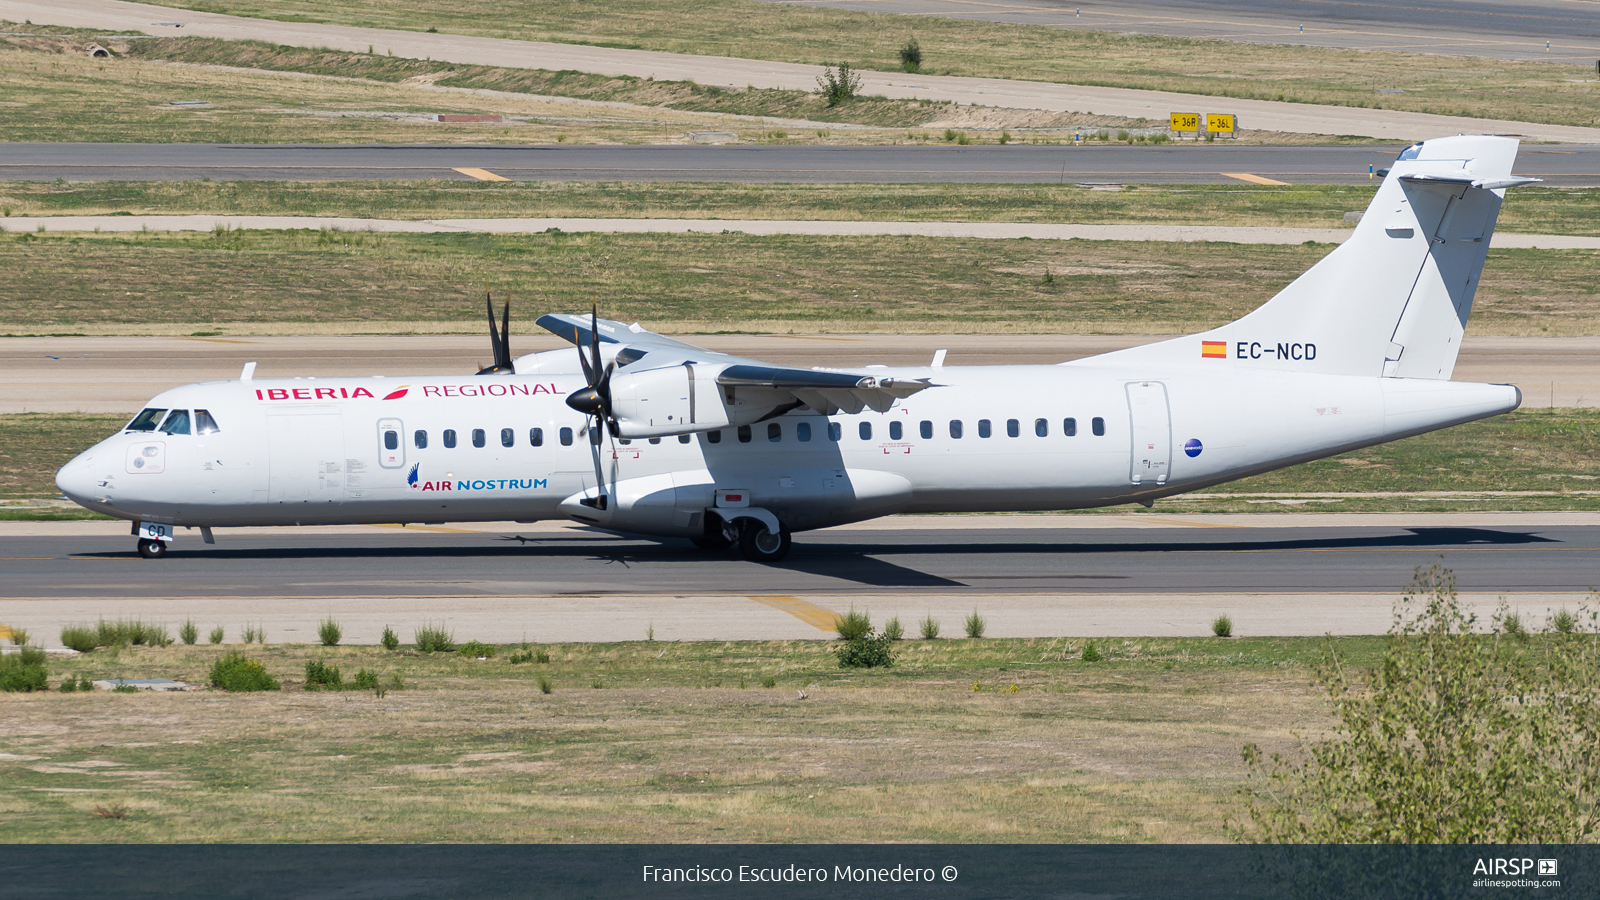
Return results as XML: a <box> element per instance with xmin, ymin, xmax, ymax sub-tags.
<box><xmin>1236</xmin><ymin>567</ymin><xmax>1600</xmax><ymax>843</ymax></box>
<box><xmin>761</xmin><ymin>676</ymin><xmax>777</xmax><ymax>688</ymax></box>
<box><xmin>1212</xmin><ymin>615</ymin><xmax>1234</xmax><ymax>638</ymax></box>
<box><xmin>208</xmin><ymin>651</ymin><xmax>280</xmax><ymax>692</ymax></box>
<box><xmin>414</xmin><ymin>622</ymin><xmax>454</xmax><ymax>653</ymax></box>
<box><xmin>0</xmin><ymin>647</ymin><xmax>48</xmax><ymax>692</ymax></box>
<box><xmin>60</xmin><ymin>625</ymin><xmax>97</xmax><ymax>653</ymax></box>
<box><xmin>241</xmin><ymin>624</ymin><xmax>264</xmax><ymax>645</ymax></box>
<box><xmin>882</xmin><ymin>617</ymin><xmax>904</xmax><ymax>641</ymax></box>
<box><xmin>919</xmin><ymin>614</ymin><xmax>941</xmax><ymax>640</ymax></box>
<box><xmin>814</xmin><ymin>62</ymin><xmax>862</xmax><ymax>106</ymax></box>
<box><xmin>208</xmin><ymin>626</ymin><xmax>225</xmax><ymax>645</ymax></box>
<box><xmin>833</xmin><ymin>609</ymin><xmax>871</xmax><ymax>641</ymax></box>
<box><xmin>1081</xmin><ymin>641</ymin><xmax>1102</xmax><ymax>662</ymax></box>
<box><xmin>304</xmin><ymin>659</ymin><xmax>342</xmax><ymax>690</ymax></box>
<box><xmin>8</xmin><ymin>626</ymin><xmax>29</xmax><ymax>647</ymax></box>
<box><xmin>380</xmin><ymin>625</ymin><xmax>399</xmax><ymax>651</ymax></box>
<box><xmin>964</xmin><ymin>610</ymin><xmax>986</xmax><ymax>639</ymax></box>
<box><xmin>352</xmin><ymin>668</ymin><xmax>379</xmax><ymax>690</ymax></box>
<box><xmin>898</xmin><ymin>37</ymin><xmax>921</xmax><ymax>73</ymax></box>
<box><xmin>457</xmin><ymin>640</ymin><xmax>497</xmax><ymax>659</ymax></box>
<box><xmin>537</xmin><ymin>675</ymin><xmax>554</xmax><ymax>694</ymax></box>
<box><xmin>509</xmin><ymin>646</ymin><xmax>549</xmax><ymax>665</ymax></box>
<box><xmin>836</xmin><ymin>629</ymin><xmax>895</xmax><ymax>669</ymax></box>
<box><xmin>1551</xmin><ymin>608</ymin><xmax>1578</xmax><ymax>635</ymax></box>
<box><xmin>59</xmin><ymin>675</ymin><xmax>93</xmax><ymax>693</ymax></box>
<box><xmin>318</xmin><ymin>617</ymin><xmax>342</xmax><ymax>647</ymax></box>
<box><xmin>180</xmin><ymin>620</ymin><xmax>198</xmax><ymax>645</ymax></box>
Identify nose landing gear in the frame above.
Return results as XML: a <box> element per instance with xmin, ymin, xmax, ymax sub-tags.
<box><xmin>136</xmin><ymin>538</ymin><xmax>168</xmax><ymax>559</ymax></box>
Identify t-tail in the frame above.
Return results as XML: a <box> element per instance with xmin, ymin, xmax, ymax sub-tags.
<box><xmin>1091</xmin><ymin>135</ymin><xmax>1540</xmax><ymax>379</ymax></box>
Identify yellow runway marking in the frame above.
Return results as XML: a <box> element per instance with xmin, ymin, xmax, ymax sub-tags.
<box><xmin>452</xmin><ymin>167</ymin><xmax>509</xmax><ymax>182</ymax></box>
<box><xmin>1222</xmin><ymin>173</ymin><xmax>1291</xmax><ymax>186</ymax></box>
<box><xmin>0</xmin><ymin>623</ymin><xmax>10</xmax><ymax>642</ymax></box>
<box><xmin>750</xmin><ymin>595</ymin><xmax>841</xmax><ymax>632</ymax></box>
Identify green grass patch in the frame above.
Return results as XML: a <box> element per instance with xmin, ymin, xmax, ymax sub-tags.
<box><xmin>130</xmin><ymin>0</ymin><xmax>1600</xmax><ymax>128</ymax></box>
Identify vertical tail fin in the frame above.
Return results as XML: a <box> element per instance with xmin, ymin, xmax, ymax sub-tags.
<box><xmin>1084</xmin><ymin>135</ymin><xmax>1538</xmax><ymax>378</ymax></box>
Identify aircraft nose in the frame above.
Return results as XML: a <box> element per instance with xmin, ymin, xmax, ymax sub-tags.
<box><xmin>55</xmin><ymin>452</ymin><xmax>97</xmax><ymax>503</ymax></box>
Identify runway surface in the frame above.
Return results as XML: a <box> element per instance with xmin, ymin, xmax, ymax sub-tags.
<box><xmin>13</xmin><ymin>0</ymin><xmax>1600</xmax><ymax>142</ymax></box>
<box><xmin>3</xmin><ymin>143</ymin><xmax>1594</xmax><ymax>185</ymax></box>
<box><xmin>7</xmin><ymin>334</ymin><xmax>1597</xmax><ymax>414</ymax></box>
<box><xmin>2</xmin><ymin>515</ymin><xmax>1595</xmax><ymax>642</ymax></box>
<box><xmin>767</xmin><ymin>0</ymin><xmax>1600</xmax><ymax>63</ymax></box>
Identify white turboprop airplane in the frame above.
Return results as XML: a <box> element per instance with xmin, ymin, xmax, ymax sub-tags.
<box><xmin>57</xmin><ymin>135</ymin><xmax>1536</xmax><ymax>562</ymax></box>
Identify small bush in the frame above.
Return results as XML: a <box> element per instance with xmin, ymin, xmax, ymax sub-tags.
<box><xmin>60</xmin><ymin>675</ymin><xmax>93</xmax><ymax>693</ymax></box>
<box><xmin>0</xmin><ymin>647</ymin><xmax>48</xmax><ymax>692</ymax></box>
<box><xmin>919</xmin><ymin>614</ymin><xmax>941</xmax><ymax>640</ymax></box>
<box><xmin>1116</xmin><ymin>130</ymin><xmax>1130</xmax><ymax>142</ymax></box>
<box><xmin>389</xmin><ymin>673</ymin><xmax>405</xmax><ymax>691</ymax></box>
<box><xmin>899</xmin><ymin>37</ymin><xmax>921</xmax><ymax>72</ymax></box>
<box><xmin>538</xmin><ymin>675</ymin><xmax>554</xmax><ymax>694</ymax></box>
<box><xmin>95</xmin><ymin>618</ymin><xmax>165</xmax><ymax>647</ymax></box>
<box><xmin>1551</xmin><ymin>609</ymin><xmax>1578</xmax><ymax>634</ymax></box>
<box><xmin>61</xmin><ymin>625</ymin><xmax>97</xmax><ymax>653</ymax></box>
<box><xmin>509</xmin><ymin>646</ymin><xmax>549</xmax><ymax>664</ymax></box>
<box><xmin>955</xmin><ymin>133</ymin><xmax>970</xmax><ymax>145</ymax></box>
<box><xmin>833</xmin><ymin>608</ymin><xmax>872</xmax><ymax>641</ymax></box>
<box><xmin>8</xmin><ymin>627</ymin><xmax>29</xmax><ymax>646</ymax></box>
<box><xmin>1081</xmin><ymin>641</ymin><xmax>1103</xmax><ymax>662</ymax></box>
<box><xmin>318</xmin><ymin>618</ymin><xmax>342</xmax><ymax>647</ymax></box>
<box><xmin>1212</xmin><ymin>615</ymin><xmax>1234</xmax><ymax>638</ymax></box>
<box><xmin>882</xmin><ymin>617</ymin><xmax>904</xmax><ymax>641</ymax></box>
<box><xmin>304</xmin><ymin>659</ymin><xmax>342</xmax><ymax>690</ymax></box>
<box><xmin>208</xmin><ymin>651</ymin><xmax>279</xmax><ymax>692</ymax></box>
<box><xmin>998</xmin><ymin>130</ymin><xmax>1011</xmax><ymax>145</ymax></box>
<box><xmin>241</xmin><ymin>624</ymin><xmax>264</xmax><ymax>645</ymax></box>
<box><xmin>814</xmin><ymin>62</ymin><xmax>862</xmax><ymax>107</ymax></box>
<box><xmin>92</xmin><ymin>801</ymin><xmax>128</xmax><ymax>820</ymax></box>
<box><xmin>943</xmin><ymin>128</ymin><xmax>958</xmax><ymax>142</ymax></box>
<box><xmin>112</xmin><ymin>684</ymin><xmax>138</xmax><ymax>694</ymax></box>
<box><xmin>380</xmin><ymin>625</ymin><xmax>399</xmax><ymax>651</ymax></box>
<box><xmin>836</xmin><ymin>629</ymin><xmax>894</xmax><ymax>669</ymax></box>
<box><xmin>208</xmin><ymin>626</ymin><xmax>224</xmax><ymax>645</ymax></box>
<box><xmin>964</xmin><ymin>610</ymin><xmax>987</xmax><ymax>639</ymax></box>
<box><xmin>352</xmin><ymin>668</ymin><xmax>379</xmax><ymax>690</ymax></box>
<box><xmin>414</xmin><ymin>622</ymin><xmax>454</xmax><ymax>653</ymax></box>
<box><xmin>761</xmin><ymin>676</ymin><xmax>777</xmax><ymax>688</ymax></box>
<box><xmin>179</xmin><ymin>620</ymin><xmax>198</xmax><ymax>645</ymax></box>
<box><xmin>457</xmin><ymin>640</ymin><xmax>497</xmax><ymax>659</ymax></box>
<box><xmin>1501</xmin><ymin>611</ymin><xmax>1527</xmax><ymax>638</ymax></box>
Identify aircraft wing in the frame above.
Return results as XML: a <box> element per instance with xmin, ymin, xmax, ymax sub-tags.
<box><xmin>536</xmin><ymin>313</ymin><xmax>934</xmax><ymax>417</ymax></box>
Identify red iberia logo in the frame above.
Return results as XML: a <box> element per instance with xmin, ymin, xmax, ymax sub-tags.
<box><xmin>383</xmin><ymin>385</ymin><xmax>410</xmax><ymax>400</ymax></box>
<box><xmin>1201</xmin><ymin>340</ymin><xmax>1227</xmax><ymax>359</ymax></box>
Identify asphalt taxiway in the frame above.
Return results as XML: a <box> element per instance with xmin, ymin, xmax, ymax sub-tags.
<box><xmin>1</xmin><ymin>515</ymin><xmax>1595</xmax><ymax>643</ymax></box>
<box><xmin>3</xmin><ymin>143</ymin><xmax>1596</xmax><ymax>185</ymax></box>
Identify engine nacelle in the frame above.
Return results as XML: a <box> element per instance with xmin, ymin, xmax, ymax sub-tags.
<box><xmin>609</xmin><ymin>363</ymin><xmax>788</xmax><ymax>438</ymax></box>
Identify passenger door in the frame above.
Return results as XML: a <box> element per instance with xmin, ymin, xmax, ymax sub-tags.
<box><xmin>1126</xmin><ymin>381</ymin><xmax>1171</xmax><ymax>486</ymax></box>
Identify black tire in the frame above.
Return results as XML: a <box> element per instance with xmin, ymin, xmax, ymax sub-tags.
<box><xmin>690</xmin><ymin>535</ymin><xmax>734</xmax><ymax>552</ymax></box>
<box><xmin>137</xmin><ymin>539</ymin><xmax>167</xmax><ymax>560</ymax></box>
<box><xmin>737</xmin><ymin>522</ymin><xmax>791</xmax><ymax>563</ymax></box>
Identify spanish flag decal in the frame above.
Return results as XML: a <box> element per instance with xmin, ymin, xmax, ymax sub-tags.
<box><xmin>1201</xmin><ymin>341</ymin><xmax>1227</xmax><ymax>359</ymax></box>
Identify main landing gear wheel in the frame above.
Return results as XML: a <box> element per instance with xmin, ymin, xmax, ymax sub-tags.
<box><xmin>738</xmin><ymin>522</ymin><xmax>791</xmax><ymax>563</ymax></box>
<box><xmin>136</xmin><ymin>539</ymin><xmax>167</xmax><ymax>560</ymax></box>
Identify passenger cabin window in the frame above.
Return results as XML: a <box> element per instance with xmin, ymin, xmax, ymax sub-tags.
<box><xmin>649</xmin><ymin>437</ymin><xmax>660</xmax><ymax>445</ymax></box>
<box><xmin>127</xmin><ymin>408</ymin><xmax>166</xmax><ymax>432</ymax></box>
<box><xmin>444</xmin><ymin>429</ymin><xmax>457</xmax><ymax>449</ymax></box>
<box><xmin>530</xmin><ymin>427</ymin><xmax>543</xmax><ymax>447</ymax></box>
<box><xmin>472</xmin><ymin>428</ymin><xmax>487</xmax><ymax>448</ymax></box>
<box><xmin>384</xmin><ymin>430</ymin><xmax>399</xmax><ymax>451</ymax></box>
<box><xmin>828</xmin><ymin>422</ymin><xmax>842</xmax><ymax>442</ymax></box>
<box><xmin>859</xmin><ymin>422</ymin><xmax>872</xmax><ymax>441</ymax></box>
<box><xmin>707</xmin><ymin>429</ymin><xmax>722</xmax><ymax>444</ymax></box>
<box><xmin>501</xmin><ymin>428</ymin><xmax>514</xmax><ymax>448</ymax></box>
<box><xmin>194</xmin><ymin>409</ymin><xmax>221</xmax><ymax>435</ymax></box>
<box><xmin>889</xmin><ymin>420</ymin><xmax>903</xmax><ymax>440</ymax></box>
<box><xmin>1006</xmin><ymin>419</ymin><xmax>1019</xmax><ymax>438</ymax></box>
<box><xmin>797</xmin><ymin>422</ymin><xmax>812</xmax><ymax>442</ymax></box>
<box><xmin>159</xmin><ymin>410</ymin><xmax>192</xmax><ymax>435</ymax></box>
<box><xmin>948</xmin><ymin>420</ymin><xmax>963</xmax><ymax>439</ymax></box>
<box><xmin>414</xmin><ymin>430</ymin><xmax>428</xmax><ymax>449</ymax></box>
<box><xmin>920</xmin><ymin>420</ymin><xmax>933</xmax><ymax>440</ymax></box>
<box><xmin>559</xmin><ymin>427</ymin><xmax>573</xmax><ymax>446</ymax></box>
<box><xmin>1064</xmin><ymin>417</ymin><xmax>1077</xmax><ymax>437</ymax></box>
<box><xmin>977</xmin><ymin>419</ymin><xmax>991</xmax><ymax>439</ymax></box>
<box><xmin>768</xmin><ymin>423</ymin><xmax>781</xmax><ymax>442</ymax></box>
<box><xmin>738</xmin><ymin>425</ymin><xmax>753</xmax><ymax>443</ymax></box>
<box><xmin>1092</xmin><ymin>416</ymin><xmax>1106</xmax><ymax>436</ymax></box>
<box><xmin>1035</xmin><ymin>418</ymin><xmax>1048</xmax><ymax>438</ymax></box>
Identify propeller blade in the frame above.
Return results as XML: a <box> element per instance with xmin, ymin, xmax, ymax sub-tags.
<box><xmin>589</xmin><ymin>303</ymin><xmax>602</xmax><ymax>388</ymax></box>
<box><xmin>498</xmin><ymin>300</ymin><xmax>512</xmax><ymax>370</ymax></box>
<box><xmin>475</xmin><ymin>291</ymin><xmax>515</xmax><ymax>375</ymax></box>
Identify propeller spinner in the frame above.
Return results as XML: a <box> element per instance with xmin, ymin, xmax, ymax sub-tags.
<box><xmin>475</xmin><ymin>291</ymin><xmax>514</xmax><ymax>375</ymax></box>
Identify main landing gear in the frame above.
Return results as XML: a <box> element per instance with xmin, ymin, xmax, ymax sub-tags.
<box><xmin>136</xmin><ymin>538</ymin><xmax>167</xmax><ymax>560</ymax></box>
<box><xmin>693</xmin><ymin>514</ymin><xmax>792</xmax><ymax>563</ymax></box>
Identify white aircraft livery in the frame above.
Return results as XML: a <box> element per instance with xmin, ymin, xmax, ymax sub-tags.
<box><xmin>57</xmin><ymin>136</ymin><xmax>1536</xmax><ymax>562</ymax></box>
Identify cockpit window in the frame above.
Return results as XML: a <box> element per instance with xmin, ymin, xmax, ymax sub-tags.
<box><xmin>159</xmin><ymin>409</ymin><xmax>192</xmax><ymax>435</ymax></box>
<box><xmin>194</xmin><ymin>409</ymin><xmax>221</xmax><ymax>435</ymax></box>
<box><xmin>127</xmin><ymin>408</ymin><xmax>167</xmax><ymax>432</ymax></box>
<box><xmin>1396</xmin><ymin>142</ymin><xmax>1423</xmax><ymax>161</ymax></box>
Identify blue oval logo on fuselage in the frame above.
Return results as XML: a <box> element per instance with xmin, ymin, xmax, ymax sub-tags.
<box><xmin>1184</xmin><ymin>438</ymin><xmax>1203</xmax><ymax>458</ymax></box>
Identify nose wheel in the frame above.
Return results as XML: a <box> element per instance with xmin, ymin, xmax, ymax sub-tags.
<box><xmin>136</xmin><ymin>539</ymin><xmax>168</xmax><ymax>560</ymax></box>
<box><xmin>738</xmin><ymin>521</ymin><xmax>791</xmax><ymax>563</ymax></box>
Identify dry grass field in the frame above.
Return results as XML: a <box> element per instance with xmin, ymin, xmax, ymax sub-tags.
<box><xmin>1</xmin><ymin>635</ymin><xmax>1374</xmax><ymax>842</ymax></box>
<box><xmin>137</xmin><ymin>0</ymin><xmax>1600</xmax><ymax>127</ymax></box>
<box><xmin>0</xmin><ymin>231</ymin><xmax>1596</xmax><ymax>337</ymax></box>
